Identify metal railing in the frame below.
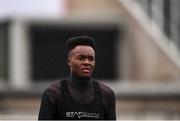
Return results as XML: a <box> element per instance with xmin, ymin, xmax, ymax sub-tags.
<box><xmin>136</xmin><ymin>0</ymin><xmax>180</xmax><ymax>51</ymax></box>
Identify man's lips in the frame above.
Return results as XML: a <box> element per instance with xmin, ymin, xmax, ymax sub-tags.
<box><xmin>81</xmin><ymin>68</ymin><xmax>91</xmax><ymax>73</ymax></box>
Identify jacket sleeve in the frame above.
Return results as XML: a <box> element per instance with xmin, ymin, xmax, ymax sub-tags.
<box><xmin>110</xmin><ymin>91</ymin><xmax>116</xmax><ymax>120</ymax></box>
<box><xmin>38</xmin><ymin>90</ymin><xmax>58</xmax><ymax>120</ymax></box>
<box><xmin>105</xmin><ymin>90</ymin><xmax>116</xmax><ymax>120</ymax></box>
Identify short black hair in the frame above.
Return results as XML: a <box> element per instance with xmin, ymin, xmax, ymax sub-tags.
<box><xmin>66</xmin><ymin>35</ymin><xmax>95</xmax><ymax>52</ymax></box>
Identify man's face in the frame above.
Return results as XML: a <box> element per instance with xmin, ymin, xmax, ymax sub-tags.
<box><xmin>68</xmin><ymin>45</ymin><xmax>95</xmax><ymax>78</ymax></box>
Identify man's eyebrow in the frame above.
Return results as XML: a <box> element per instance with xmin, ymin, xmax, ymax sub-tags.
<box><xmin>77</xmin><ymin>54</ymin><xmax>95</xmax><ymax>57</ymax></box>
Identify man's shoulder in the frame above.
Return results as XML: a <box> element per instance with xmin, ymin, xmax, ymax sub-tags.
<box><xmin>96</xmin><ymin>81</ymin><xmax>115</xmax><ymax>97</ymax></box>
<box><xmin>44</xmin><ymin>78</ymin><xmax>67</xmax><ymax>96</ymax></box>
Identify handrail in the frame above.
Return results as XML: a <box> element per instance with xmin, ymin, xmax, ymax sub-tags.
<box><xmin>117</xmin><ymin>0</ymin><xmax>180</xmax><ymax>69</ymax></box>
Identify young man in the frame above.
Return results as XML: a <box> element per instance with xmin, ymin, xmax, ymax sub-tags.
<box><xmin>38</xmin><ymin>35</ymin><xmax>116</xmax><ymax>120</ymax></box>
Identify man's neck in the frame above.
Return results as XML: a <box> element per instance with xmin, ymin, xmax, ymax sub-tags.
<box><xmin>69</xmin><ymin>73</ymin><xmax>92</xmax><ymax>90</ymax></box>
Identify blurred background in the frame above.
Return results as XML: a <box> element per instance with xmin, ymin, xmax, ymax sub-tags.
<box><xmin>0</xmin><ymin>0</ymin><xmax>180</xmax><ymax>120</ymax></box>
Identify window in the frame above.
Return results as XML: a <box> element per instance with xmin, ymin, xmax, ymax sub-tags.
<box><xmin>164</xmin><ymin>0</ymin><xmax>171</xmax><ymax>38</ymax></box>
<box><xmin>29</xmin><ymin>24</ymin><xmax>119</xmax><ymax>81</ymax></box>
<box><xmin>0</xmin><ymin>22</ymin><xmax>9</xmax><ymax>80</ymax></box>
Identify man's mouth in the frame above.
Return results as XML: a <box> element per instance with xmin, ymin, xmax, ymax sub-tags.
<box><xmin>81</xmin><ymin>68</ymin><xmax>91</xmax><ymax>73</ymax></box>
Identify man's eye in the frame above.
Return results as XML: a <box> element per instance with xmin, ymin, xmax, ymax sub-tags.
<box><xmin>77</xmin><ymin>56</ymin><xmax>95</xmax><ymax>61</ymax></box>
<box><xmin>77</xmin><ymin>56</ymin><xmax>84</xmax><ymax>60</ymax></box>
<box><xmin>88</xmin><ymin>57</ymin><xmax>95</xmax><ymax>61</ymax></box>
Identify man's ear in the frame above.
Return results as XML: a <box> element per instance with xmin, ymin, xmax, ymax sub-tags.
<box><xmin>68</xmin><ymin>50</ymin><xmax>74</xmax><ymax>66</ymax></box>
<box><xmin>67</xmin><ymin>57</ymin><xmax>71</xmax><ymax>66</ymax></box>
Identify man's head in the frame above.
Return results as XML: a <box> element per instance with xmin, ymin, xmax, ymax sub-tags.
<box><xmin>66</xmin><ymin>36</ymin><xmax>96</xmax><ymax>78</ymax></box>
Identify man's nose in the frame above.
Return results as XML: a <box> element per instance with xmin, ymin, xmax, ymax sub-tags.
<box><xmin>83</xmin><ymin>58</ymin><xmax>90</xmax><ymax>64</ymax></box>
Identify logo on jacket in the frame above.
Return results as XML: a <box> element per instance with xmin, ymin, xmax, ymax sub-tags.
<box><xmin>66</xmin><ymin>111</ymin><xmax>100</xmax><ymax>119</ymax></box>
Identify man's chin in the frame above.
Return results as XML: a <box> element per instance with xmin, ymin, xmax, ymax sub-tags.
<box><xmin>80</xmin><ymin>74</ymin><xmax>91</xmax><ymax>79</ymax></box>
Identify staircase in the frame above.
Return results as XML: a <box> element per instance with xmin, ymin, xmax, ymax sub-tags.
<box><xmin>118</xmin><ymin>0</ymin><xmax>180</xmax><ymax>70</ymax></box>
